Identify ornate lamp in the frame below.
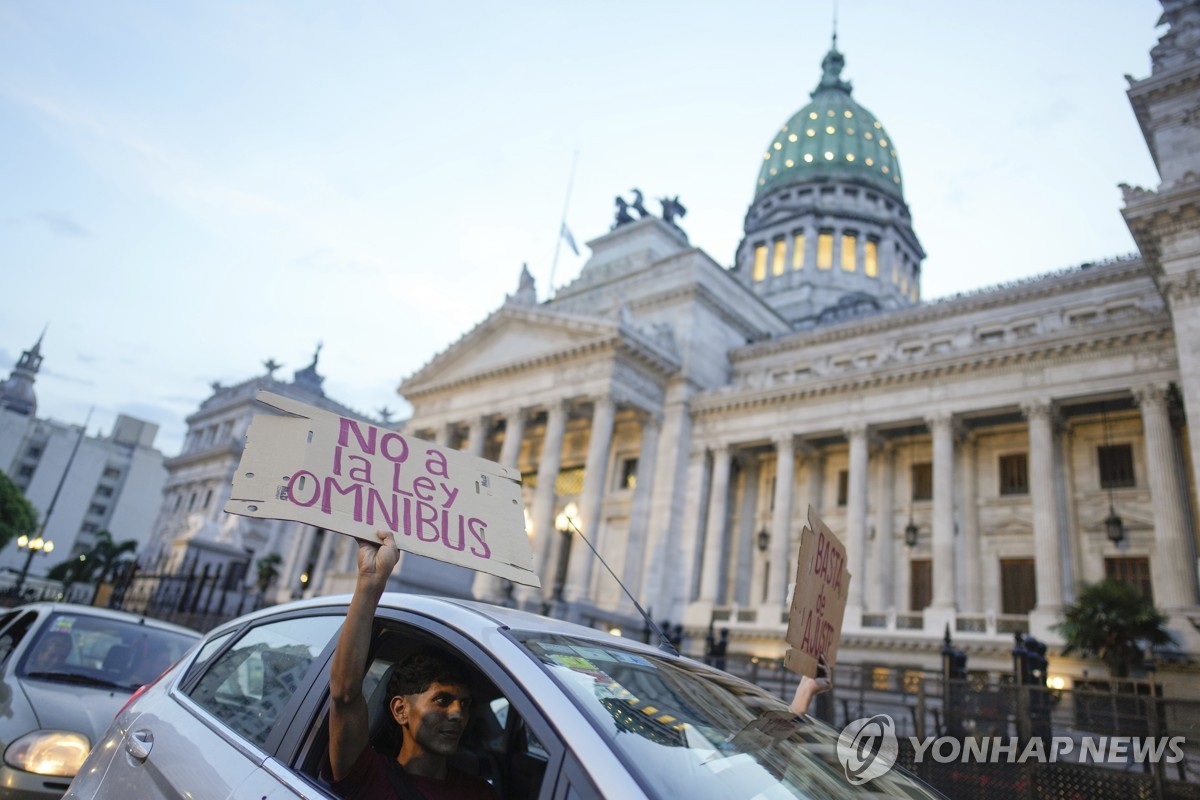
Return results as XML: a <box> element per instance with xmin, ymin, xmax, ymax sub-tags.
<box><xmin>905</xmin><ymin>519</ymin><xmax>920</xmax><ymax>548</ymax></box>
<box><xmin>756</xmin><ymin>527</ymin><xmax>770</xmax><ymax>553</ymax></box>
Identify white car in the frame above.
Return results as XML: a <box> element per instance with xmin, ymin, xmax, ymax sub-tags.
<box><xmin>0</xmin><ymin>603</ymin><xmax>199</xmax><ymax>799</ymax></box>
<box><xmin>65</xmin><ymin>594</ymin><xmax>942</xmax><ymax>799</ymax></box>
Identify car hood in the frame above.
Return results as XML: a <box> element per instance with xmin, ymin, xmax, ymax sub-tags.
<box><xmin>15</xmin><ymin>677</ymin><xmax>131</xmax><ymax>743</ymax></box>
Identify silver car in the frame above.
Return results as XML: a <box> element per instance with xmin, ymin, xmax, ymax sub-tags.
<box><xmin>65</xmin><ymin>594</ymin><xmax>941</xmax><ymax>799</ymax></box>
<box><xmin>0</xmin><ymin>602</ymin><xmax>199</xmax><ymax>799</ymax></box>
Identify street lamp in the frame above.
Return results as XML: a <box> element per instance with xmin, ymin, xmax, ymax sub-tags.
<box><xmin>1101</xmin><ymin>402</ymin><xmax>1126</xmax><ymax>545</ymax></box>
<box><xmin>553</xmin><ymin>502</ymin><xmax>579</xmax><ymax>601</ymax></box>
<box><xmin>756</xmin><ymin>527</ymin><xmax>770</xmax><ymax>553</ymax></box>
<box><xmin>15</xmin><ymin>534</ymin><xmax>54</xmax><ymax>595</ymax></box>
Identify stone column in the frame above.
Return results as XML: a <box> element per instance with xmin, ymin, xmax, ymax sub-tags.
<box><xmin>565</xmin><ymin>396</ymin><xmax>617</xmax><ymax>602</ymax></box>
<box><xmin>767</xmin><ymin>434</ymin><xmax>795</xmax><ymax>607</ymax></box>
<box><xmin>845</xmin><ymin>424</ymin><xmax>870</xmax><ymax>617</ymax></box>
<box><xmin>927</xmin><ymin>413</ymin><xmax>956</xmax><ymax>611</ymax></box>
<box><xmin>464</xmin><ymin>415</ymin><xmax>487</xmax><ymax>458</ymax></box>
<box><xmin>531</xmin><ymin>400</ymin><xmax>568</xmax><ymax>599</ymax></box>
<box><xmin>871</xmin><ymin>442</ymin><xmax>895</xmax><ymax>611</ymax></box>
<box><xmin>620</xmin><ymin>413</ymin><xmax>661</xmax><ymax>613</ymax></box>
<box><xmin>1137</xmin><ymin>385</ymin><xmax>1199</xmax><ymax>610</ymax></box>
<box><xmin>659</xmin><ymin>442</ymin><xmax>706</xmax><ymax>617</ymax></box>
<box><xmin>960</xmin><ymin>433</ymin><xmax>982</xmax><ymax>613</ymax></box>
<box><xmin>497</xmin><ymin>408</ymin><xmax>526</xmax><ymax>469</ymax></box>
<box><xmin>1024</xmin><ymin>400</ymin><xmax>1065</xmax><ymax>636</ymax></box>
<box><xmin>698</xmin><ymin>444</ymin><xmax>732</xmax><ymax>603</ymax></box>
<box><xmin>276</xmin><ymin>523</ymin><xmax>315</xmax><ymax>603</ymax></box>
<box><xmin>308</xmin><ymin>529</ymin><xmax>337</xmax><ymax>598</ymax></box>
<box><xmin>434</xmin><ymin>422</ymin><xmax>454</xmax><ymax>447</ymax></box>
<box><xmin>473</xmin><ymin>408</ymin><xmax>526</xmax><ymax>603</ymax></box>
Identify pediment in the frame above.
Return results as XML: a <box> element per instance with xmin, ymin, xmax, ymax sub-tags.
<box><xmin>401</xmin><ymin>306</ymin><xmax>619</xmax><ymax>393</ymax></box>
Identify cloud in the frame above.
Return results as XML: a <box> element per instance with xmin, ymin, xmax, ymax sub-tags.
<box><xmin>33</xmin><ymin>211</ymin><xmax>90</xmax><ymax>238</ymax></box>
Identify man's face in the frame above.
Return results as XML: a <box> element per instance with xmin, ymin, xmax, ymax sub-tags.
<box><xmin>32</xmin><ymin>635</ymin><xmax>70</xmax><ymax>670</ymax></box>
<box><xmin>395</xmin><ymin>681</ymin><xmax>472</xmax><ymax>757</ymax></box>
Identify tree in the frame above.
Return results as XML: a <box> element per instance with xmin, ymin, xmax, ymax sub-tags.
<box><xmin>47</xmin><ymin>530</ymin><xmax>138</xmax><ymax>588</ymax></box>
<box><xmin>255</xmin><ymin>553</ymin><xmax>282</xmax><ymax>594</ymax></box>
<box><xmin>0</xmin><ymin>471</ymin><xmax>37</xmax><ymax>552</ymax></box>
<box><xmin>1056</xmin><ymin>579</ymin><xmax>1176</xmax><ymax>678</ymax></box>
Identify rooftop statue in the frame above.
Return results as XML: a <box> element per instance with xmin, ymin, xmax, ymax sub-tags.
<box><xmin>613</xmin><ymin>196</ymin><xmax>635</xmax><ymax>228</ymax></box>
<box><xmin>660</xmin><ymin>195</ymin><xmax>687</xmax><ymax>227</ymax></box>
<box><xmin>630</xmin><ymin>188</ymin><xmax>651</xmax><ymax>219</ymax></box>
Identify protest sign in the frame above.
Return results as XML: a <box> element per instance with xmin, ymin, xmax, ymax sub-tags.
<box><xmin>224</xmin><ymin>391</ymin><xmax>540</xmax><ymax>587</ymax></box>
<box><xmin>783</xmin><ymin>505</ymin><xmax>851</xmax><ymax>677</ymax></box>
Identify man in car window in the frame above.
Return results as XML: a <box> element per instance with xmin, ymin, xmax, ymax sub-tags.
<box><xmin>328</xmin><ymin>530</ymin><xmax>496</xmax><ymax>800</ymax></box>
<box><xmin>28</xmin><ymin>631</ymin><xmax>72</xmax><ymax>672</ymax></box>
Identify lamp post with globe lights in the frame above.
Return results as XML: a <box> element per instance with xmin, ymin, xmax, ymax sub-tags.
<box><xmin>15</xmin><ymin>534</ymin><xmax>54</xmax><ymax>596</ymax></box>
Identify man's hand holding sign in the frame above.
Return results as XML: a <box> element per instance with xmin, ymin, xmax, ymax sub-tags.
<box><xmin>224</xmin><ymin>391</ymin><xmax>539</xmax><ymax>587</ymax></box>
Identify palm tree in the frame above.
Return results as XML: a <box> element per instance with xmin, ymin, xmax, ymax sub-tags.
<box><xmin>1056</xmin><ymin>579</ymin><xmax>1175</xmax><ymax>678</ymax></box>
<box><xmin>86</xmin><ymin>530</ymin><xmax>139</xmax><ymax>585</ymax></box>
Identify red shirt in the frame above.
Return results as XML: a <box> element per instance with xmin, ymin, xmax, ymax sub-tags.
<box><xmin>330</xmin><ymin>745</ymin><xmax>497</xmax><ymax>800</ymax></box>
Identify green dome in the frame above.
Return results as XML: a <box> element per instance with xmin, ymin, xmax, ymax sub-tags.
<box><xmin>755</xmin><ymin>45</ymin><xmax>904</xmax><ymax>199</ymax></box>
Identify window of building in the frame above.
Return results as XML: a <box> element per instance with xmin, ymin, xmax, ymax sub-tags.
<box><xmin>25</xmin><ymin>445</ymin><xmax>43</xmax><ymax>459</ymax></box>
<box><xmin>998</xmin><ymin>453</ymin><xmax>1029</xmax><ymax>495</ymax></box>
<box><xmin>865</xmin><ymin>238</ymin><xmax>879</xmax><ymax>277</ymax></box>
<box><xmin>911</xmin><ymin>462</ymin><xmax>932</xmax><ymax>501</ymax></box>
<box><xmin>17</xmin><ymin>464</ymin><xmax>33</xmax><ymax>478</ymax></box>
<box><xmin>204</xmin><ymin>489</ymin><xmax>214</xmax><ymax>508</ymax></box>
<box><xmin>836</xmin><ymin>470</ymin><xmax>849</xmax><ymax>506</ymax></box>
<box><xmin>1000</xmin><ymin>559</ymin><xmax>1037</xmax><ymax>615</ymax></box>
<box><xmin>841</xmin><ymin>232</ymin><xmax>857</xmax><ymax>272</ymax></box>
<box><xmin>752</xmin><ymin>244</ymin><xmax>768</xmax><ymax>282</ymax></box>
<box><xmin>80</xmin><ymin>522</ymin><xmax>99</xmax><ymax>534</ymax></box>
<box><xmin>188</xmin><ymin>492</ymin><xmax>197</xmax><ymax>511</ymax></box>
<box><xmin>910</xmin><ymin>560</ymin><xmax>932</xmax><ymax>610</ymax></box>
<box><xmin>88</xmin><ymin>503</ymin><xmax>107</xmax><ymax>516</ymax></box>
<box><xmin>102</xmin><ymin>467</ymin><xmax>121</xmax><ymax>480</ymax></box>
<box><xmin>95</xmin><ymin>485</ymin><xmax>114</xmax><ymax>498</ymax></box>
<box><xmin>1098</xmin><ymin>444</ymin><xmax>1135</xmax><ymax>489</ymax></box>
<box><xmin>1105</xmin><ymin>557</ymin><xmax>1153</xmax><ymax>602</ymax></box>
<box><xmin>618</xmin><ymin>458</ymin><xmax>638</xmax><ymax>490</ymax></box>
<box><xmin>817</xmin><ymin>230</ymin><xmax>834</xmax><ymax>270</ymax></box>
<box><xmin>792</xmin><ymin>233</ymin><xmax>806</xmax><ymax>269</ymax></box>
<box><xmin>772</xmin><ymin>240</ymin><xmax>786</xmax><ymax>276</ymax></box>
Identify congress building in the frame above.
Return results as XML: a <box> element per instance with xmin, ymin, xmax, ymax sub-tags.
<box><xmin>390</xmin><ymin>3</ymin><xmax>1200</xmax><ymax>683</ymax></box>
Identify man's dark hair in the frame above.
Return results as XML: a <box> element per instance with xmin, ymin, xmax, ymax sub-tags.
<box><xmin>387</xmin><ymin>648</ymin><xmax>472</xmax><ymax>699</ymax></box>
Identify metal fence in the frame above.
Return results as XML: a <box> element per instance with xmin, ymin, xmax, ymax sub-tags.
<box><xmin>715</xmin><ymin>653</ymin><xmax>1200</xmax><ymax>800</ymax></box>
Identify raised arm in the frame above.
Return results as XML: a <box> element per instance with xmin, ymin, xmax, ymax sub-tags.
<box><xmin>788</xmin><ymin>654</ymin><xmax>832</xmax><ymax>716</ymax></box>
<box><xmin>329</xmin><ymin>530</ymin><xmax>398</xmax><ymax>780</ymax></box>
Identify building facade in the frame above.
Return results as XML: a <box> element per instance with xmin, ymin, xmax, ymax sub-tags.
<box><xmin>0</xmin><ymin>333</ymin><xmax>168</xmax><ymax>578</ymax></box>
<box><xmin>144</xmin><ymin>350</ymin><xmax>377</xmax><ymax>603</ymax></box>
<box><xmin>391</xmin><ymin>11</ymin><xmax>1200</xmax><ymax>684</ymax></box>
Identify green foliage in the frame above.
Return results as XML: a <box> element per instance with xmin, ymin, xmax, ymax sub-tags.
<box><xmin>46</xmin><ymin>529</ymin><xmax>137</xmax><ymax>587</ymax></box>
<box><xmin>1056</xmin><ymin>579</ymin><xmax>1175</xmax><ymax>677</ymax></box>
<box><xmin>256</xmin><ymin>553</ymin><xmax>283</xmax><ymax>593</ymax></box>
<box><xmin>0</xmin><ymin>471</ymin><xmax>38</xmax><ymax>551</ymax></box>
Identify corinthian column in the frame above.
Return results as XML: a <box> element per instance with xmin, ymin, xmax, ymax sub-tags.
<box><xmin>871</xmin><ymin>441</ymin><xmax>895</xmax><ymax>611</ymax></box>
<box><xmin>845</xmin><ymin>424</ymin><xmax>870</xmax><ymax>616</ymax></box>
<box><xmin>565</xmin><ymin>396</ymin><xmax>617</xmax><ymax>602</ymax></box>
<box><xmin>531</xmin><ymin>400</ymin><xmax>568</xmax><ymax>599</ymax></box>
<box><xmin>1136</xmin><ymin>385</ymin><xmax>1199</xmax><ymax>610</ymax></box>
<box><xmin>1023</xmin><ymin>400</ymin><xmax>1065</xmax><ymax>633</ymax></box>
<box><xmin>622</xmin><ymin>413</ymin><xmax>661</xmax><ymax>613</ymax></box>
<box><xmin>473</xmin><ymin>409</ymin><xmax>526</xmax><ymax>603</ymax></box>
<box><xmin>927</xmin><ymin>413</ymin><xmax>957</xmax><ymax>611</ymax></box>
<box><xmin>464</xmin><ymin>416</ymin><xmax>487</xmax><ymax>457</ymax></box>
<box><xmin>698</xmin><ymin>444</ymin><xmax>732</xmax><ymax>603</ymax></box>
<box><xmin>767</xmin><ymin>434</ymin><xmax>795</xmax><ymax>606</ymax></box>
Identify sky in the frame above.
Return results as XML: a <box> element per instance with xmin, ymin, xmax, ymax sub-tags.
<box><xmin>0</xmin><ymin>1</ymin><xmax>1166</xmax><ymax>457</ymax></box>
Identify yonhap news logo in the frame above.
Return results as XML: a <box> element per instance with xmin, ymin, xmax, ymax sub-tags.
<box><xmin>837</xmin><ymin>714</ymin><xmax>1188</xmax><ymax>786</ymax></box>
<box><xmin>836</xmin><ymin>715</ymin><xmax>899</xmax><ymax>785</ymax></box>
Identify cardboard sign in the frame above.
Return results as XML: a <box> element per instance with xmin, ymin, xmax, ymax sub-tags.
<box><xmin>783</xmin><ymin>506</ymin><xmax>851</xmax><ymax>677</ymax></box>
<box><xmin>223</xmin><ymin>391</ymin><xmax>540</xmax><ymax>587</ymax></box>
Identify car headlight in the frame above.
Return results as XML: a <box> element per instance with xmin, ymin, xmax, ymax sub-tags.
<box><xmin>4</xmin><ymin>731</ymin><xmax>91</xmax><ymax>777</ymax></box>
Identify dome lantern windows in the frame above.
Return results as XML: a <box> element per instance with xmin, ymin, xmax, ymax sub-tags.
<box><xmin>817</xmin><ymin>230</ymin><xmax>834</xmax><ymax>270</ymax></box>
<box><xmin>865</xmin><ymin>238</ymin><xmax>879</xmax><ymax>277</ymax></box>
<box><xmin>792</xmin><ymin>233</ymin><xmax>807</xmax><ymax>270</ymax></box>
<box><xmin>841</xmin><ymin>231</ymin><xmax>858</xmax><ymax>272</ymax></box>
<box><xmin>752</xmin><ymin>244</ymin><xmax>768</xmax><ymax>282</ymax></box>
<box><xmin>772</xmin><ymin>240</ymin><xmax>787</xmax><ymax>276</ymax></box>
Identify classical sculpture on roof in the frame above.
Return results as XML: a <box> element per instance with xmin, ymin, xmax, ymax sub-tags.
<box><xmin>630</xmin><ymin>188</ymin><xmax>651</xmax><ymax>219</ymax></box>
<box><xmin>613</xmin><ymin>196</ymin><xmax>635</xmax><ymax>228</ymax></box>
<box><xmin>660</xmin><ymin>195</ymin><xmax>687</xmax><ymax>228</ymax></box>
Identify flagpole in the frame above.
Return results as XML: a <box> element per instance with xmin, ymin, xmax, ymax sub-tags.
<box><xmin>548</xmin><ymin>150</ymin><xmax>580</xmax><ymax>294</ymax></box>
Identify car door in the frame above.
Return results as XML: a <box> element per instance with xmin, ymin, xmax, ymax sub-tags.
<box><xmin>95</xmin><ymin>610</ymin><xmax>343</xmax><ymax>800</ymax></box>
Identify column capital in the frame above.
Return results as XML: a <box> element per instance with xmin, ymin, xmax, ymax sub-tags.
<box><xmin>1019</xmin><ymin>398</ymin><xmax>1056</xmax><ymax>422</ymax></box>
<box><xmin>636</xmin><ymin>408</ymin><xmax>663</xmax><ymax>430</ymax></box>
<box><xmin>843</xmin><ymin>423</ymin><xmax>869</xmax><ymax>441</ymax></box>
<box><xmin>1133</xmin><ymin>384</ymin><xmax>1171</xmax><ymax>408</ymax></box>
<box><xmin>924</xmin><ymin>410</ymin><xmax>956</xmax><ymax>431</ymax></box>
<box><xmin>796</xmin><ymin>440</ymin><xmax>823</xmax><ymax>461</ymax></box>
<box><xmin>773</xmin><ymin>432</ymin><xmax>796</xmax><ymax>450</ymax></box>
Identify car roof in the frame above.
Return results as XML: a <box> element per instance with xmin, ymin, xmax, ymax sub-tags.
<box><xmin>10</xmin><ymin>602</ymin><xmax>202</xmax><ymax>638</ymax></box>
<box><xmin>209</xmin><ymin>592</ymin><xmax>682</xmax><ymax>661</ymax></box>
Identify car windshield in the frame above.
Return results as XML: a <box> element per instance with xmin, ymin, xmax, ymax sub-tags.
<box><xmin>18</xmin><ymin>612</ymin><xmax>197</xmax><ymax>691</ymax></box>
<box><xmin>515</xmin><ymin>633</ymin><xmax>938</xmax><ymax>800</ymax></box>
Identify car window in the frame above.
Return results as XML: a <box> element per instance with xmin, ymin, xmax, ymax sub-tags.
<box><xmin>181</xmin><ymin>629</ymin><xmax>237</xmax><ymax>686</ymax></box>
<box><xmin>188</xmin><ymin>615</ymin><xmax>343</xmax><ymax>747</ymax></box>
<box><xmin>0</xmin><ymin>611</ymin><xmax>37</xmax><ymax>667</ymax></box>
<box><xmin>516</xmin><ymin>633</ymin><xmax>942</xmax><ymax>800</ymax></box>
<box><xmin>17</xmin><ymin>612</ymin><xmax>197</xmax><ymax>690</ymax></box>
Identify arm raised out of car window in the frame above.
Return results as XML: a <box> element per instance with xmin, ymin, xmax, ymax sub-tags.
<box><xmin>329</xmin><ymin>530</ymin><xmax>398</xmax><ymax>781</ymax></box>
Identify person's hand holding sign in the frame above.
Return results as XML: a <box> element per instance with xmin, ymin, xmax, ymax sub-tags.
<box><xmin>789</xmin><ymin>653</ymin><xmax>832</xmax><ymax>715</ymax></box>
